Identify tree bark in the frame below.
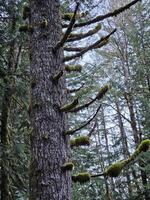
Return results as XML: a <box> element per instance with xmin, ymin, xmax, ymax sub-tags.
<box><xmin>29</xmin><ymin>1</ymin><xmax>71</xmax><ymax>199</ymax></box>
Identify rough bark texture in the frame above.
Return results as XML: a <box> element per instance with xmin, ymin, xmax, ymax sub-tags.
<box><xmin>29</xmin><ymin>1</ymin><xmax>71</xmax><ymax>199</ymax></box>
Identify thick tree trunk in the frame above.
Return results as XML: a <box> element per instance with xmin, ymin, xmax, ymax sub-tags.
<box><xmin>29</xmin><ymin>1</ymin><xmax>71</xmax><ymax>199</ymax></box>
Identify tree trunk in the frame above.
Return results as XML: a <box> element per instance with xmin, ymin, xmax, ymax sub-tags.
<box><xmin>29</xmin><ymin>1</ymin><xmax>71</xmax><ymax>199</ymax></box>
<box><xmin>1</xmin><ymin>6</ymin><xmax>16</xmax><ymax>199</ymax></box>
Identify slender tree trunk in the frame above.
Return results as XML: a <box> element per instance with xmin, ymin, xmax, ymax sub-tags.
<box><xmin>1</xmin><ymin>7</ymin><xmax>16</xmax><ymax>199</ymax></box>
<box><xmin>115</xmin><ymin>99</ymin><xmax>132</xmax><ymax>194</ymax></box>
<box><xmin>29</xmin><ymin>1</ymin><xmax>71</xmax><ymax>199</ymax></box>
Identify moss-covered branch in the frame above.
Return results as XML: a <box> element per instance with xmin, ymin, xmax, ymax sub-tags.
<box><xmin>66</xmin><ymin>24</ymin><xmax>101</xmax><ymax>42</ymax></box>
<box><xmin>53</xmin><ymin>2</ymin><xmax>79</xmax><ymax>52</ymax></box>
<box><xmin>64</xmin><ymin>38</ymin><xmax>109</xmax><ymax>52</ymax></box>
<box><xmin>65</xmin><ymin>65</ymin><xmax>82</xmax><ymax>72</ymax></box>
<box><xmin>92</xmin><ymin>139</ymin><xmax>150</xmax><ymax>178</ymax></box>
<box><xmin>68</xmin><ymin>85</ymin><xmax>110</xmax><ymax>113</ymax></box>
<box><xmin>72</xmin><ymin>173</ymin><xmax>90</xmax><ymax>183</ymax></box>
<box><xmin>62</xmin><ymin>12</ymin><xmax>87</xmax><ymax>21</ymax></box>
<box><xmin>60</xmin><ymin>98</ymin><xmax>79</xmax><ymax>112</ymax></box>
<box><xmin>70</xmin><ymin>136</ymin><xmax>90</xmax><ymax>148</ymax></box>
<box><xmin>63</xmin><ymin>0</ymin><xmax>141</xmax><ymax>28</ymax></box>
<box><xmin>63</xmin><ymin>29</ymin><xmax>116</xmax><ymax>62</ymax></box>
<box><xmin>61</xmin><ymin>162</ymin><xmax>74</xmax><ymax>171</ymax></box>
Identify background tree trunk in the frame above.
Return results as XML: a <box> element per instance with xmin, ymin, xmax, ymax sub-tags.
<box><xmin>29</xmin><ymin>1</ymin><xmax>71</xmax><ymax>199</ymax></box>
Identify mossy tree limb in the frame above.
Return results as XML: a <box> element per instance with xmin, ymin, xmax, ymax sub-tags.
<box><xmin>62</xmin><ymin>0</ymin><xmax>141</xmax><ymax>28</ymax></box>
<box><xmin>63</xmin><ymin>29</ymin><xmax>116</xmax><ymax>62</ymax></box>
<box><xmin>53</xmin><ymin>2</ymin><xmax>79</xmax><ymax>53</ymax></box>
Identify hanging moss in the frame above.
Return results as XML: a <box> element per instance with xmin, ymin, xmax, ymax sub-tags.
<box><xmin>65</xmin><ymin>65</ymin><xmax>82</xmax><ymax>72</ymax></box>
<box><xmin>70</xmin><ymin>136</ymin><xmax>90</xmax><ymax>148</ymax></box>
<box><xmin>72</xmin><ymin>172</ymin><xmax>90</xmax><ymax>183</ymax></box>
<box><xmin>96</xmin><ymin>85</ymin><xmax>110</xmax><ymax>100</ymax></box>
<box><xmin>61</xmin><ymin>162</ymin><xmax>74</xmax><ymax>171</ymax></box>
<box><xmin>23</xmin><ymin>5</ymin><xmax>30</xmax><ymax>20</ymax></box>
<box><xmin>105</xmin><ymin>161</ymin><xmax>125</xmax><ymax>177</ymax></box>
<box><xmin>60</xmin><ymin>98</ymin><xmax>78</xmax><ymax>112</ymax></box>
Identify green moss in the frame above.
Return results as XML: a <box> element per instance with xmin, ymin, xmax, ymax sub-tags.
<box><xmin>19</xmin><ymin>25</ymin><xmax>33</xmax><ymax>33</ymax></box>
<box><xmin>75</xmin><ymin>136</ymin><xmax>90</xmax><ymax>146</ymax></box>
<box><xmin>61</xmin><ymin>162</ymin><xmax>74</xmax><ymax>171</ymax></box>
<box><xmin>40</xmin><ymin>19</ymin><xmax>48</xmax><ymax>28</ymax></box>
<box><xmin>105</xmin><ymin>161</ymin><xmax>125</xmax><ymax>177</ymax></box>
<box><xmin>138</xmin><ymin>139</ymin><xmax>150</xmax><ymax>152</ymax></box>
<box><xmin>62</xmin><ymin>12</ymin><xmax>87</xmax><ymax>21</ymax></box>
<box><xmin>70</xmin><ymin>136</ymin><xmax>90</xmax><ymax>148</ymax></box>
<box><xmin>96</xmin><ymin>85</ymin><xmax>110</xmax><ymax>100</ymax></box>
<box><xmin>72</xmin><ymin>172</ymin><xmax>90</xmax><ymax>183</ymax></box>
<box><xmin>23</xmin><ymin>5</ymin><xmax>30</xmax><ymax>20</ymax></box>
<box><xmin>65</xmin><ymin>65</ymin><xmax>82</xmax><ymax>72</ymax></box>
<box><xmin>95</xmin><ymin>23</ymin><xmax>102</xmax><ymax>31</ymax></box>
<box><xmin>52</xmin><ymin>70</ymin><xmax>63</xmax><ymax>82</ymax></box>
<box><xmin>70</xmin><ymin>139</ymin><xmax>76</xmax><ymax>148</ymax></box>
<box><xmin>60</xmin><ymin>98</ymin><xmax>78</xmax><ymax>112</ymax></box>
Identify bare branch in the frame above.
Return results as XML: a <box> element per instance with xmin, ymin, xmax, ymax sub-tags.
<box><xmin>53</xmin><ymin>3</ymin><xmax>79</xmax><ymax>52</ymax></box>
<box><xmin>64</xmin><ymin>105</ymin><xmax>101</xmax><ymax>135</ymax></box>
<box><xmin>67</xmin><ymin>83</ymin><xmax>84</xmax><ymax>93</ymax></box>
<box><xmin>63</xmin><ymin>29</ymin><xmax>116</xmax><ymax>62</ymax></box>
<box><xmin>63</xmin><ymin>0</ymin><xmax>141</xmax><ymax>28</ymax></box>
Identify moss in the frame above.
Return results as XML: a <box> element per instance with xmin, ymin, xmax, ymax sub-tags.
<box><xmin>138</xmin><ymin>139</ymin><xmax>150</xmax><ymax>152</ymax></box>
<box><xmin>95</xmin><ymin>23</ymin><xmax>102</xmax><ymax>31</ymax></box>
<box><xmin>70</xmin><ymin>136</ymin><xmax>90</xmax><ymax>148</ymax></box>
<box><xmin>62</xmin><ymin>12</ymin><xmax>87</xmax><ymax>21</ymax></box>
<box><xmin>23</xmin><ymin>5</ymin><xmax>30</xmax><ymax>20</ymax></box>
<box><xmin>40</xmin><ymin>18</ymin><xmax>48</xmax><ymax>28</ymax></box>
<box><xmin>19</xmin><ymin>25</ymin><xmax>33</xmax><ymax>33</ymax></box>
<box><xmin>75</xmin><ymin>136</ymin><xmax>90</xmax><ymax>146</ymax></box>
<box><xmin>65</xmin><ymin>65</ymin><xmax>82</xmax><ymax>72</ymax></box>
<box><xmin>52</xmin><ymin>70</ymin><xmax>63</xmax><ymax>82</ymax></box>
<box><xmin>105</xmin><ymin>161</ymin><xmax>125</xmax><ymax>177</ymax></box>
<box><xmin>96</xmin><ymin>85</ymin><xmax>110</xmax><ymax>100</ymax></box>
<box><xmin>72</xmin><ymin>172</ymin><xmax>90</xmax><ymax>183</ymax></box>
<box><xmin>61</xmin><ymin>162</ymin><xmax>74</xmax><ymax>171</ymax></box>
<box><xmin>70</xmin><ymin>139</ymin><xmax>76</xmax><ymax>148</ymax></box>
<box><xmin>60</xmin><ymin>98</ymin><xmax>78</xmax><ymax>112</ymax></box>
